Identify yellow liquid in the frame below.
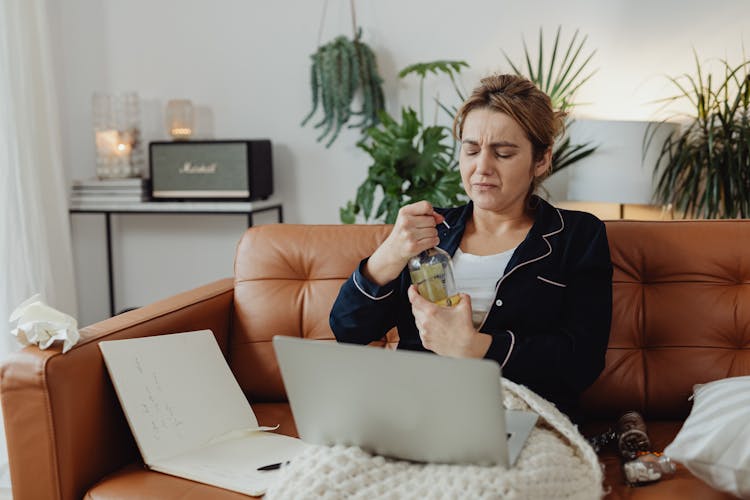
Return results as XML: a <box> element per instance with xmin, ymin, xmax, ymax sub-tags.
<box><xmin>410</xmin><ymin>266</ymin><xmax>460</xmax><ymax>307</ymax></box>
<box><xmin>434</xmin><ymin>294</ymin><xmax>461</xmax><ymax>307</ymax></box>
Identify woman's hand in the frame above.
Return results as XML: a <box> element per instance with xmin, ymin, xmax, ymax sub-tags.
<box><xmin>363</xmin><ymin>201</ymin><xmax>445</xmax><ymax>285</ymax></box>
<box><xmin>407</xmin><ymin>286</ymin><xmax>492</xmax><ymax>358</ymax></box>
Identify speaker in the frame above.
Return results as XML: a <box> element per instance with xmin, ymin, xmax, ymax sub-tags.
<box><xmin>148</xmin><ymin>140</ymin><xmax>273</xmax><ymax>201</ymax></box>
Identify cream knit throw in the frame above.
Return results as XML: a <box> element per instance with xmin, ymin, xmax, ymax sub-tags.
<box><xmin>266</xmin><ymin>379</ymin><xmax>603</xmax><ymax>500</ymax></box>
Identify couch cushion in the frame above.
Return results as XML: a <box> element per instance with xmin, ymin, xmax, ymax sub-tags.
<box><xmin>88</xmin><ymin>404</ymin><xmax>732</xmax><ymax>499</ymax></box>
<box><xmin>231</xmin><ymin>224</ymin><xmax>393</xmax><ymax>401</ymax></box>
<box><xmin>582</xmin><ymin>220</ymin><xmax>750</xmax><ymax>420</ymax></box>
<box><xmin>84</xmin><ymin>463</ymin><xmax>254</xmax><ymax>500</ymax></box>
<box><xmin>84</xmin><ymin>403</ymin><xmax>297</xmax><ymax>500</ymax></box>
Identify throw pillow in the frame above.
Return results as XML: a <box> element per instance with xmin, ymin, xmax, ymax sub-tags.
<box><xmin>664</xmin><ymin>375</ymin><xmax>750</xmax><ymax>498</ymax></box>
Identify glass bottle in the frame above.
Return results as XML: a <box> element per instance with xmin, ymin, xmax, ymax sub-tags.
<box><xmin>616</xmin><ymin>411</ymin><xmax>651</xmax><ymax>461</ymax></box>
<box><xmin>623</xmin><ymin>452</ymin><xmax>676</xmax><ymax>486</ymax></box>
<box><xmin>408</xmin><ymin>247</ymin><xmax>460</xmax><ymax>307</ymax></box>
<box><xmin>616</xmin><ymin>411</ymin><xmax>676</xmax><ymax>486</ymax></box>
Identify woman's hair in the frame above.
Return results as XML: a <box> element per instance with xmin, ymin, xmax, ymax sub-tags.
<box><xmin>452</xmin><ymin>74</ymin><xmax>566</xmax><ymax>183</ymax></box>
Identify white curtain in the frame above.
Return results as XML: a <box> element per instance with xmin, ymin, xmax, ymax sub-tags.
<box><xmin>0</xmin><ymin>0</ymin><xmax>78</xmax><ymax>490</ymax></box>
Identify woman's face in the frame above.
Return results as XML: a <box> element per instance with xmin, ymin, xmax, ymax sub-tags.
<box><xmin>459</xmin><ymin>108</ymin><xmax>549</xmax><ymax>215</ymax></box>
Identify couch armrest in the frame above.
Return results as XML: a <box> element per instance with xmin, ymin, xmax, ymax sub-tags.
<box><xmin>1</xmin><ymin>278</ymin><xmax>235</xmax><ymax>500</ymax></box>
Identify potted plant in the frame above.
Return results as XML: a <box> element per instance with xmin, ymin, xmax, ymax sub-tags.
<box><xmin>648</xmin><ymin>52</ymin><xmax>750</xmax><ymax>218</ymax></box>
<box><xmin>340</xmin><ymin>61</ymin><xmax>468</xmax><ymax>224</ymax></box>
<box><xmin>503</xmin><ymin>26</ymin><xmax>598</xmax><ymax>174</ymax></box>
<box><xmin>301</xmin><ymin>4</ymin><xmax>385</xmax><ymax>147</ymax></box>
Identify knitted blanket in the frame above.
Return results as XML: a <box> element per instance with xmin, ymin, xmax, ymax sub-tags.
<box><xmin>266</xmin><ymin>379</ymin><xmax>604</xmax><ymax>500</ymax></box>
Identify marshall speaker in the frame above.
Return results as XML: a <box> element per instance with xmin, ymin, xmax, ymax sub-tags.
<box><xmin>148</xmin><ymin>140</ymin><xmax>273</xmax><ymax>201</ymax></box>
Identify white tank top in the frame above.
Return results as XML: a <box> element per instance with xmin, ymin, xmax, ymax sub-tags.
<box><xmin>453</xmin><ymin>246</ymin><xmax>516</xmax><ymax>328</ymax></box>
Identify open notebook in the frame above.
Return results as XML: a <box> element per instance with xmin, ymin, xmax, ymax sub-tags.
<box><xmin>99</xmin><ymin>330</ymin><xmax>307</xmax><ymax>496</ymax></box>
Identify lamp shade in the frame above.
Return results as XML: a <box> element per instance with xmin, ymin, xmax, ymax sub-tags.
<box><xmin>565</xmin><ymin>119</ymin><xmax>678</xmax><ymax>204</ymax></box>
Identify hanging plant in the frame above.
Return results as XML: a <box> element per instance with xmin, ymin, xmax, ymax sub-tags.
<box><xmin>301</xmin><ymin>2</ymin><xmax>385</xmax><ymax>147</ymax></box>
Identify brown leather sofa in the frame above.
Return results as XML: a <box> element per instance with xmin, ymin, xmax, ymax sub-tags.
<box><xmin>2</xmin><ymin>220</ymin><xmax>747</xmax><ymax>499</ymax></box>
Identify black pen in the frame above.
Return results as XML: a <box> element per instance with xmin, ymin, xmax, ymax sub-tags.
<box><xmin>256</xmin><ymin>461</ymin><xmax>289</xmax><ymax>471</ymax></box>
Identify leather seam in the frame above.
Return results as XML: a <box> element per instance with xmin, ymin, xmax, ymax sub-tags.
<box><xmin>234</xmin><ymin>277</ymin><xmax>349</xmax><ymax>283</ymax></box>
<box><xmin>41</xmin><ymin>356</ymin><xmax>63</xmax><ymax>500</ymax></box>
<box><xmin>76</xmin><ymin>285</ymin><xmax>234</xmax><ymax>347</ymax></box>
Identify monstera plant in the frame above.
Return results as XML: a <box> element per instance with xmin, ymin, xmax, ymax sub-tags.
<box><xmin>340</xmin><ymin>61</ymin><xmax>468</xmax><ymax>224</ymax></box>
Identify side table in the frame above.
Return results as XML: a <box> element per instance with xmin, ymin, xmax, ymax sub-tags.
<box><xmin>69</xmin><ymin>199</ymin><xmax>283</xmax><ymax>317</ymax></box>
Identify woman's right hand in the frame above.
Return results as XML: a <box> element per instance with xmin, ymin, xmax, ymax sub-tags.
<box><xmin>363</xmin><ymin>201</ymin><xmax>446</xmax><ymax>286</ymax></box>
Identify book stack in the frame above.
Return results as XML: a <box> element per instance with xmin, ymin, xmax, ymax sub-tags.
<box><xmin>70</xmin><ymin>178</ymin><xmax>148</xmax><ymax>209</ymax></box>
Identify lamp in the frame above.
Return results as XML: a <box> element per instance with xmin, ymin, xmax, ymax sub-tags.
<box><xmin>565</xmin><ymin>119</ymin><xmax>678</xmax><ymax>218</ymax></box>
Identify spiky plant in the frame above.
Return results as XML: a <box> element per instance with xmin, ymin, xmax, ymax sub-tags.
<box><xmin>647</xmin><ymin>52</ymin><xmax>750</xmax><ymax>218</ymax></box>
<box><xmin>503</xmin><ymin>26</ymin><xmax>598</xmax><ymax>173</ymax></box>
<box><xmin>301</xmin><ymin>30</ymin><xmax>385</xmax><ymax>148</ymax></box>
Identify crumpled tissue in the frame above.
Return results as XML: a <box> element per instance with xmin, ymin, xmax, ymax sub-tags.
<box><xmin>10</xmin><ymin>294</ymin><xmax>80</xmax><ymax>353</ymax></box>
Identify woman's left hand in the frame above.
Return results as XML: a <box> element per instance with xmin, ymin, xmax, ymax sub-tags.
<box><xmin>407</xmin><ymin>286</ymin><xmax>491</xmax><ymax>358</ymax></box>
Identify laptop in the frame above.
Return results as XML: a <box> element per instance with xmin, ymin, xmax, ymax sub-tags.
<box><xmin>273</xmin><ymin>336</ymin><xmax>537</xmax><ymax>467</ymax></box>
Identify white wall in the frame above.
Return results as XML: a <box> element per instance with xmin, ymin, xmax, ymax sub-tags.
<box><xmin>48</xmin><ymin>0</ymin><xmax>750</xmax><ymax>324</ymax></box>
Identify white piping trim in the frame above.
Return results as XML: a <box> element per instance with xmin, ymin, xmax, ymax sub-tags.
<box><xmin>353</xmin><ymin>273</ymin><xmax>394</xmax><ymax>301</ymax></box>
<box><xmin>477</xmin><ymin>208</ymin><xmax>565</xmax><ymax>331</ymax></box>
<box><xmin>537</xmin><ymin>276</ymin><xmax>567</xmax><ymax>287</ymax></box>
<box><xmin>500</xmin><ymin>330</ymin><xmax>515</xmax><ymax>369</ymax></box>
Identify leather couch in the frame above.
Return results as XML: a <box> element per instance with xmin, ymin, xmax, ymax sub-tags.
<box><xmin>2</xmin><ymin>220</ymin><xmax>747</xmax><ymax>499</ymax></box>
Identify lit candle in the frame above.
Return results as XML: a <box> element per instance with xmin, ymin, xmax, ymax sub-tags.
<box><xmin>170</xmin><ymin>127</ymin><xmax>193</xmax><ymax>139</ymax></box>
<box><xmin>95</xmin><ymin>129</ymin><xmax>120</xmax><ymax>153</ymax></box>
<box><xmin>96</xmin><ymin>129</ymin><xmax>133</xmax><ymax>159</ymax></box>
<box><xmin>115</xmin><ymin>130</ymin><xmax>134</xmax><ymax>156</ymax></box>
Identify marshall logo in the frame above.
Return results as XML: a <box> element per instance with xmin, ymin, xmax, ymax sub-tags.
<box><xmin>179</xmin><ymin>162</ymin><xmax>218</xmax><ymax>174</ymax></box>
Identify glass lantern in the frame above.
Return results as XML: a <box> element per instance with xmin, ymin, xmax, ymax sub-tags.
<box><xmin>92</xmin><ymin>92</ymin><xmax>144</xmax><ymax>179</ymax></box>
<box><xmin>166</xmin><ymin>99</ymin><xmax>194</xmax><ymax>140</ymax></box>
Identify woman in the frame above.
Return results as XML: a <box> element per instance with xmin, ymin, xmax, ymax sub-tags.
<box><xmin>330</xmin><ymin>74</ymin><xmax>613</xmax><ymax>420</ymax></box>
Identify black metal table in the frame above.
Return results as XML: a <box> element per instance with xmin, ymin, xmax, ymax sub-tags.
<box><xmin>69</xmin><ymin>199</ymin><xmax>283</xmax><ymax>317</ymax></box>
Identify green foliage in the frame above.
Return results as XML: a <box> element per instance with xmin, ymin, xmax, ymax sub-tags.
<box><xmin>340</xmin><ymin>61</ymin><xmax>468</xmax><ymax>224</ymax></box>
<box><xmin>339</xmin><ymin>26</ymin><xmax>601</xmax><ymax>224</ymax></box>
<box><xmin>504</xmin><ymin>26</ymin><xmax>596</xmax><ymax>112</ymax></box>
<box><xmin>503</xmin><ymin>26</ymin><xmax>598</xmax><ymax>174</ymax></box>
<box><xmin>398</xmin><ymin>60</ymin><xmax>469</xmax><ymax>122</ymax></box>
<box><xmin>648</xmin><ymin>52</ymin><xmax>750</xmax><ymax>218</ymax></box>
<box><xmin>302</xmin><ymin>31</ymin><xmax>385</xmax><ymax>147</ymax></box>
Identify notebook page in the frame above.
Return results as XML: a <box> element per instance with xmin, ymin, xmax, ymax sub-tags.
<box><xmin>99</xmin><ymin>330</ymin><xmax>259</xmax><ymax>464</ymax></box>
<box><xmin>150</xmin><ymin>431</ymin><xmax>308</xmax><ymax>496</ymax></box>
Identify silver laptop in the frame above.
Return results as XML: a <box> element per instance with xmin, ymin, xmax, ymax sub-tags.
<box><xmin>273</xmin><ymin>336</ymin><xmax>537</xmax><ymax>467</ymax></box>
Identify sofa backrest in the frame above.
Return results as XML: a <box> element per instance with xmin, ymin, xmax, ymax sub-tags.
<box><xmin>232</xmin><ymin>221</ymin><xmax>750</xmax><ymax>419</ymax></box>
<box><xmin>231</xmin><ymin>224</ymin><xmax>393</xmax><ymax>402</ymax></box>
<box><xmin>581</xmin><ymin>220</ymin><xmax>750</xmax><ymax>419</ymax></box>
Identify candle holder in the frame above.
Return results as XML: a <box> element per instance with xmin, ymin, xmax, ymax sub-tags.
<box><xmin>92</xmin><ymin>92</ymin><xmax>144</xmax><ymax>179</ymax></box>
<box><xmin>166</xmin><ymin>99</ymin><xmax>194</xmax><ymax>140</ymax></box>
